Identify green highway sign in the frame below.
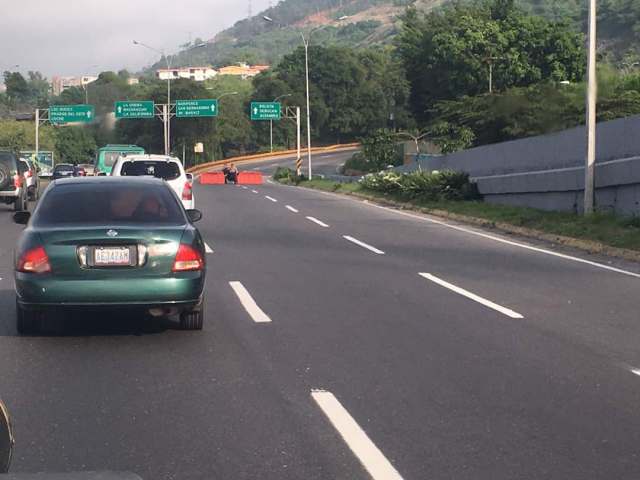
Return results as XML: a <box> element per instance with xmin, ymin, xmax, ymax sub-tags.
<box><xmin>49</xmin><ymin>104</ymin><xmax>95</xmax><ymax>124</ymax></box>
<box><xmin>251</xmin><ymin>102</ymin><xmax>281</xmax><ymax>121</ymax></box>
<box><xmin>115</xmin><ymin>101</ymin><xmax>155</xmax><ymax>119</ymax></box>
<box><xmin>176</xmin><ymin>99</ymin><xmax>218</xmax><ymax>118</ymax></box>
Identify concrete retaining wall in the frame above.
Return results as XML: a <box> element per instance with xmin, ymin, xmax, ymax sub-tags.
<box><xmin>405</xmin><ymin>115</ymin><xmax>640</xmax><ymax>216</ymax></box>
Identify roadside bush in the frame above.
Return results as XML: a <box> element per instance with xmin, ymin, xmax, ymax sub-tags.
<box><xmin>359</xmin><ymin>170</ymin><xmax>479</xmax><ymax>201</ymax></box>
<box><xmin>273</xmin><ymin>166</ymin><xmax>306</xmax><ymax>184</ymax></box>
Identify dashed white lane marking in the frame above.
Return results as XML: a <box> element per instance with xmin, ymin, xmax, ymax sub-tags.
<box><xmin>630</xmin><ymin>368</ymin><xmax>640</xmax><ymax>377</ymax></box>
<box><xmin>363</xmin><ymin>202</ymin><xmax>640</xmax><ymax>280</ymax></box>
<box><xmin>311</xmin><ymin>390</ymin><xmax>404</xmax><ymax>480</ymax></box>
<box><xmin>286</xmin><ymin>205</ymin><xmax>299</xmax><ymax>213</ymax></box>
<box><xmin>251</xmin><ymin>189</ymin><xmax>259</xmax><ymax>194</ymax></box>
<box><xmin>302</xmin><ymin>188</ymin><xmax>640</xmax><ymax>280</ymax></box>
<box><xmin>265</xmin><ymin>195</ymin><xmax>278</xmax><ymax>202</ymax></box>
<box><xmin>242</xmin><ymin>186</ymin><xmax>248</xmax><ymax>190</ymax></box>
<box><xmin>419</xmin><ymin>272</ymin><xmax>524</xmax><ymax>319</ymax></box>
<box><xmin>306</xmin><ymin>216</ymin><xmax>330</xmax><ymax>228</ymax></box>
<box><xmin>229</xmin><ymin>281</ymin><xmax>272</xmax><ymax>324</ymax></box>
<box><xmin>204</xmin><ymin>243</ymin><xmax>214</xmax><ymax>254</ymax></box>
<box><xmin>343</xmin><ymin>235</ymin><xmax>385</xmax><ymax>255</ymax></box>
<box><xmin>266</xmin><ymin>179</ymin><xmax>275</xmax><ymax>184</ymax></box>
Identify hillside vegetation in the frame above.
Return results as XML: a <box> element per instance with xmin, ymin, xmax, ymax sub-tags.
<box><xmin>162</xmin><ymin>0</ymin><xmax>640</xmax><ymax>70</ymax></box>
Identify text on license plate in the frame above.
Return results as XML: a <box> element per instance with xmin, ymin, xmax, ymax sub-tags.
<box><xmin>95</xmin><ymin>247</ymin><xmax>130</xmax><ymax>265</ymax></box>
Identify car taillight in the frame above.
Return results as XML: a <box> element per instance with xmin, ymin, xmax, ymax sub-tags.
<box><xmin>13</xmin><ymin>174</ymin><xmax>22</xmax><ymax>188</ymax></box>
<box><xmin>172</xmin><ymin>244</ymin><xmax>203</xmax><ymax>272</ymax></box>
<box><xmin>17</xmin><ymin>246</ymin><xmax>51</xmax><ymax>274</ymax></box>
<box><xmin>182</xmin><ymin>181</ymin><xmax>193</xmax><ymax>201</ymax></box>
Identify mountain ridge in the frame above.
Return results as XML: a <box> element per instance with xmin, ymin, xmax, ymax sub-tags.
<box><xmin>156</xmin><ymin>0</ymin><xmax>638</xmax><ymax>72</ymax></box>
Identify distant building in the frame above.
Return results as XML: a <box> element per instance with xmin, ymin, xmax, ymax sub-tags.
<box><xmin>126</xmin><ymin>77</ymin><xmax>140</xmax><ymax>85</ymax></box>
<box><xmin>217</xmin><ymin>63</ymin><xmax>269</xmax><ymax>79</ymax></box>
<box><xmin>156</xmin><ymin>67</ymin><xmax>217</xmax><ymax>82</ymax></box>
<box><xmin>51</xmin><ymin>75</ymin><xmax>98</xmax><ymax>96</ymax></box>
<box><xmin>0</xmin><ymin>83</ymin><xmax>6</xmax><ymax>94</ymax></box>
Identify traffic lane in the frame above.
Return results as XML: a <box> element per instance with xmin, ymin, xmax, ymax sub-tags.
<box><xmin>201</xmin><ymin>150</ymin><xmax>357</xmax><ymax>177</ymax></box>
<box><xmin>254</xmin><ymin>181</ymin><xmax>640</xmax><ymax>365</ymax></box>
<box><xmin>0</xmin><ymin>192</ymin><xmax>365</xmax><ymax>479</ymax></box>
<box><xmin>193</xmin><ymin>182</ymin><xmax>640</xmax><ymax>479</ymax></box>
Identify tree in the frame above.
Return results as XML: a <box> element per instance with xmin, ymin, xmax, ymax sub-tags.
<box><xmin>396</xmin><ymin>2</ymin><xmax>585</xmax><ymax>123</ymax></box>
<box><xmin>54</xmin><ymin>127</ymin><xmax>97</xmax><ymax>164</ymax></box>
<box><xmin>3</xmin><ymin>72</ymin><xmax>30</xmax><ymax>102</ymax></box>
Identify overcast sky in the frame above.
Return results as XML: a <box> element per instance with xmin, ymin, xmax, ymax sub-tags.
<box><xmin>0</xmin><ymin>0</ymin><xmax>272</xmax><ymax>78</ymax></box>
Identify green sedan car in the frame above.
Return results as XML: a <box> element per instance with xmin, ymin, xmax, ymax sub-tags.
<box><xmin>13</xmin><ymin>176</ymin><xmax>206</xmax><ymax>333</ymax></box>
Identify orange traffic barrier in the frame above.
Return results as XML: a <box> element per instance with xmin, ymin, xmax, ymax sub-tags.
<box><xmin>200</xmin><ymin>172</ymin><xmax>225</xmax><ymax>185</ymax></box>
<box><xmin>237</xmin><ymin>172</ymin><xmax>263</xmax><ymax>185</ymax></box>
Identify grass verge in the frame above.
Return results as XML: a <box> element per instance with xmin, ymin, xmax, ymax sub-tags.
<box><xmin>280</xmin><ymin>178</ymin><xmax>640</xmax><ymax>255</ymax></box>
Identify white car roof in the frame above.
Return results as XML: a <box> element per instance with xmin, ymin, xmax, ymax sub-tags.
<box><xmin>119</xmin><ymin>154</ymin><xmax>182</xmax><ymax>163</ymax></box>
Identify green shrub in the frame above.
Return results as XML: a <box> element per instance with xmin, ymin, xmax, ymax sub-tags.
<box><xmin>359</xmin><ymin>169</ymin><xmax>479</xmax><ymax>201</ymax></box>
<box><xmin>272</xmin><ymin>166</ymin><xmax>307</xmax><ymax>185</ymax></box>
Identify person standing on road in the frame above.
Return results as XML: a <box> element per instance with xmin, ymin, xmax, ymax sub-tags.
<box><xmin>224</xmin><ymin>163</ymin><xmax>239</xmax><ymax>184</ymax></box>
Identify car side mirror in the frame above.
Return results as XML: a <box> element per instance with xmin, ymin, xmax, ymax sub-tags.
<box><xmin>186</xmin><ymin>173</ymin><xmax>193</xmax><ymax>181</ymax></box>
<box><xmin>13</xmin><ymin>211</ymin><xmax>31</xmax><ymax>225</ymax></box>
<box><xmin>186</xmin><ymin>209</ymin><xmax>202</xmax><ymax>223</ymax></box>
<box><xmin>0</xmin><ymin>399</ymin><xmax>14</xmax><ymax>473</ymax></box>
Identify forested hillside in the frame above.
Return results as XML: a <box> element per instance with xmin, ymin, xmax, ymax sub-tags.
<box><xmin>161</xmin><ymin>0</ymin><xmax>640</xmax><ymax>70</ymax></box>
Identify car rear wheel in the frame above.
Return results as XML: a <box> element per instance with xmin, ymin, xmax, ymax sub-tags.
<box><xmin>16</xmin><ymin>301</ymin><xmax>42</xmax><ymax>335</ymax></box>
<box><xmin>180</xmin><ymin>303</ymin><xmax>204</xmax><ymax>330</ymax></box>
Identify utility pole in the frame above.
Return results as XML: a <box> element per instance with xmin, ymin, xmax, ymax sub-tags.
<box><xmin>584</xmin><ymin>0</ymin><xmax>598</xmax><ymax>215</ymax></box>
<box><xmin>35</xmin><ymin>109</ymin><xmax>40</xmax><ymax>158</ymax></box>
<box><xmin>271</xmin><ymin>93</ymin><xmax>292</xmax><ymax>153</ymax></box>
<box><xmin>303</xmin><ymin>34</ymin><xmax>312</xmax><ymax>178</ymax></box>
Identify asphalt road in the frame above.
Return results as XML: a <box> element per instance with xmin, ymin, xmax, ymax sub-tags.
<box><xmin>1</xmin><ymin>159</ymin><xmax>640</xmax><ymax>480</ymax></box>
<box><xmin>215</xmin><ymin>149</ymin><xmax>358</xmax><ymax>177</ymax></box>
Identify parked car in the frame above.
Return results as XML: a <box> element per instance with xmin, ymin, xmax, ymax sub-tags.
<box><xmin>19</xmin><ymin>159</ymin><xmax>40</xmax><ymax>201</ymax></box>
<box><xmin>0</xmin><ymin>150</ymin><xmax>29</xmax><ymax>211</ymax></box>
<box><xmin>110</xmin><ymin>154</ymin><xmax>195</xmax><ymax>210</ymax></box>
<box><xmin>12</xmin><ymin>176</ymin><xmax>206</xmax><ymax>333</ymax></box>
<box><xmin>52</xmin><ymin>163</ymin><xmax>76</xmax><ymax>180</ymax></box>
<box><xmin>77</xmin><ymin>163</ymin><xmax>96</xmax><ymax>176</ymax></box>
<box><xmin>74</xmin><ymin>166</ymin><xmax>87</xmax><ymax>177</ymax></box>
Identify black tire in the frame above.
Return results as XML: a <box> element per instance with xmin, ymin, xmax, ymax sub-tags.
<box><xmin>180</xmin><ymin>303</ymin><xmax>204</xmax><ymax>330</ymax></box>
<box><xmin>0</xmin><ymin>163</ymin><xmax>10</xmax><ymax>190</ymax></box>
<box><xmin>16</xmin><ymin>300</ymin><xmax>42</xmax><ymax>335</ymax></box>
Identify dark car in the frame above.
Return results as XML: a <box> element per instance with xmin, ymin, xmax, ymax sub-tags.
<box><xmin>13</xmin><ymin>176</ymin><xmax>206</xmax><ymax>333</ymax></box>
<box><xmin>52</xmin><ymin>163</ymin><xmax>76</xmax><ymax>180</ymax></box>
<box><xmin>0</xmin><ymin>150</ymin><xmax>29</xmax><ymax>211</ymax></box>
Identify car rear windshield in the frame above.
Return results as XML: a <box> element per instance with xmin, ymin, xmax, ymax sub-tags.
<box><xmin>120</xmin><ymin>161</ymin><xmax>181</xmax><ymax>180</ymax></box>
<box><xmin>55</xmin><ymin>165</ymin><xmax>74</xmax><ymax>171</ymax></box>
<box><xmin>32</xmin><ymin>183</ymin><xmax>186</xmax><ymax>227</ymax></box>
<box><xmin>0</xmin><ymin>152</ymin><xmax>17</xmax><ymax>172</ymax></box>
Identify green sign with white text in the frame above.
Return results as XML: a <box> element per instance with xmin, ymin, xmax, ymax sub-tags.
<box><xmin>115</xmin><ymin>101</ymin><xmax>155</xmax><ymax>119</ymax></box>
<box><xmin>251</xmin><ymin>102</ymin><xmax>281</xmax><ymax>121</ymax></box>
<box><xmin>176</xmin><ymin>99</ymin><xmax>218</xmax><ymax>118</ymax></box>
<box><xmin>49</xmin><ymin>104</ymin><xmax>95</xmax><ymax>124</ymax></box>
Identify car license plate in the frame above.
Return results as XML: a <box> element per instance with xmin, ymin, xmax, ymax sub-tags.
<box><xmin>94</xmin><ymin>247</ymin><xmax>130</xmax><ymax>266</ymax></box>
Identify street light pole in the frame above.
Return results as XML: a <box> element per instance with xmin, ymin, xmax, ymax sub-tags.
<box><xmin>584</xmin><ymin>0</ymin><xmax>598</xmax><ymax>215</ymax></box>
<box><xmin>133</xmin><ymin>40</ymin><xmax>206</xmax><ymax>155</ymax></box>
<box><xmin>302</xmin><ymin>33</ymin><xmax>313</xmax><ymax>178</ymax></box>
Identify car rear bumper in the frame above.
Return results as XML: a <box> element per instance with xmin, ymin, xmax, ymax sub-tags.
<box><xmin>0</xmin><ymin>188</ymin><xmax>22</xmax><ymax>198</ymax></box>
<box><xmin>15</xmin><ymin>272</ymin><xmax>205</xmax><ymax>308</ymax></box>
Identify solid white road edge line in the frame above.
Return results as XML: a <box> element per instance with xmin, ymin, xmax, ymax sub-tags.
<box><xmin>419</xmin><ymin>272</ymin><xmax>524</xmax><ymax>319</ymax></box>
<box><xmin>306</xmin><ymin>216</ymin><xmax>330</xmax><ymax>228</ymax></box>
<box><xmin>343</xmin><ymin>235</ymin><xmax>385</xmax><ymax>255</ymax></box>
<box><xmin>204</xmin><ymin>243</ymin><xmax>214</xmax><ymax>254</ymax></box>
<box><xmin>286</xmin><ymin>205</ymin><xmax>299</xmax><ymax>213</ymax></box>
<box><xmin>229</xmin><ymin>281</ymin><xmax>272</xmax><ymax>323</ymax></box>
<box><xmin>311</xmin><ymin>390</ymin><xmax>404</xmax><ymax>480</ymax></box>
<box><xmin>265</xmin><ymin>195</ymin><xmax>278</xmax><ymax>202</ymax></box>
<box><xmin>306</xmin><ymin>188</ymin><xmax>640</xmax><ymax>279</ymax></box>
